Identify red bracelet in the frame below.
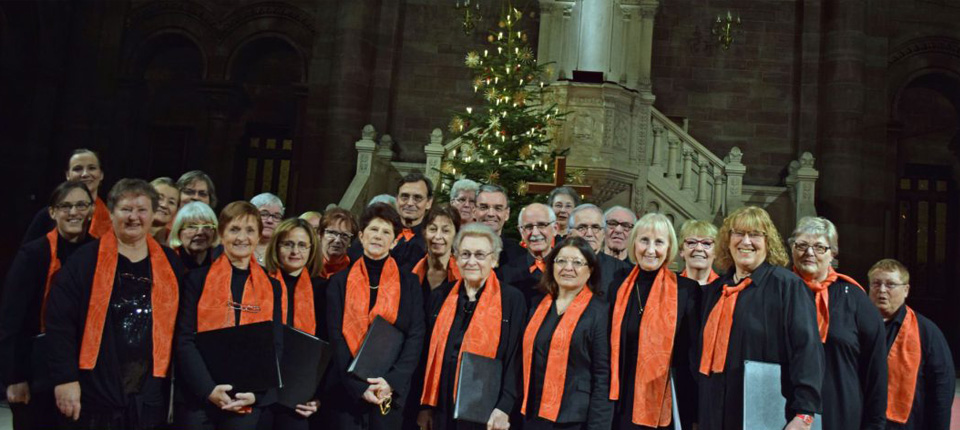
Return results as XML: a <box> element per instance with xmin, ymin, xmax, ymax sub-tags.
<box><xmin>796</xmin><ymin>414</ymin><xmax>814</xmax><ymax>425</ymax></box>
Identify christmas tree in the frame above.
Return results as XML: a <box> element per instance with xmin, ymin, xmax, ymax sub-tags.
<box><xmin>439</xmin><ymin>4</ymin><xmax>568</xmax><ymax>235</ymax></box>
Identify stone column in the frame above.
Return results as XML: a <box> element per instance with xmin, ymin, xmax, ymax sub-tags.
<box><xmin>681</xmin><ymin>148</ymin><xmax>694</xmax><ymax>191</ymax></box>
<box><xmin>724</xmin><ymin>147</ymin><xmax>746</xmax><ymax>211</ymax></box>
<box><xmin>697</xmin><ymin>161</ymin><xmax>710</xmax><ymax>204</ymax></box>
<box><xmin>637</xmin><ymin>2</ymin><xmax>658</xmax><ymax>92</ymax></box>
<box><xmin>424</xmin><ymin>128</ymin><xmax>445</xmax><ymax>191</ymax></box>
<box><xmin>577</xmin><ymin>0</ymin><xmax>614</xmax><ymax>75</ymax></box>
<box><xmin>786</xmin><ymin>152</ymin><xmax>820</xmax><ymax>223</ymax></box>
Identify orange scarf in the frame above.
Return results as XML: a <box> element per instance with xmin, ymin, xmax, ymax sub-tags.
<box><xmin>320</xmin><ymin>254</ymin><xmax>351</xmax><ymax>279</ymax></box>
<box><xmin>40</xmin><ymin>229</ymin><xmax>62</xmax><ymax>332</ymax></box>
<box><xmin>342</xmin><ymin>257</ymin><xmax>402</xmax><ymax>356</ymax></box>
<box><xmin>529</xmin><ymin>258</ymin><xmax>546</xmax><ymax>274</ymax></box>
<box><xmin>79</xmin><ymin>234</ymin><xmax>179</xmax><ymax>377</ymax></box>
<box><xmin>680</xmin><ymin>268</ymin><xmax>719</xmax><ymax>284</ymax></box>
<box><xmin>521</xmin><ymin>287</ymin><xmax>593</xmax><ymax>420</ymax></box>
<box><xmin>400</xmin><ymin>228</ymin><xmax>415</xmax><ymax>242</ymax></box>
<box><xmin>88</xmin><ymin>197</ymin><xmax>112</xmax><ymax>239</ymax></box>
<box><xmin>793</xmin><ymin>266</ymin><xmax>864</xmax><ymax>343</ymax></box>
<box><xmin>700</xmin><ymin>277</ymin><xmax>753</xmax><ymax>375</ymax></box>
<box><xmin>609</xmin><ymin>266</ymin><xmax>678</xmax><ymax>427</ymax></box>
<box><xmin>886</xmin><ymin>306</ymin><xmax>922</xmax><ymax>424</ymax></box>
<box><xmin>421</xmin><ymin>274</ymin><xmax>503</xmax><ymax>407</ymax></box>
<box><xmin>412</xmin><ymin>256</ymin><xmax>461</xmax><ymax>285</ymax></box>
<box><xmin>197</xmin><ymin>255</ymin><xmax>275</xmax><ymax>332</ymax></box>
<box><xmin>271</xmin><ymin>269</ymin><xmax>317</xmax><ymax>336</ymax></box>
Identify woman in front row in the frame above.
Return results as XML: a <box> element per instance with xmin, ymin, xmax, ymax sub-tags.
<box><xmin>261</xmin><ymin>218</ymin><xmax>325</xmax><ymax>430</ymax></box>
<box><xmin>174</xmin><ymin>201</ymin><xmax>283</xmax><ymax>430</ymax></box>
<box><xmin>325</xmin><ymin>203</ymin><xmax>425</xmax><ymax>429</ymax></box>
<box><xmin>608</xmin><ymin>213</ymin><xmax>701</xmax><ymax>430</ymax></box>
<box><xmin>418</xmin><ymin>223</ymin><xmax>527</xmax><ymax>430</ymax></box>
<box><xmin>521</xmin><ymin>236</ymin><xmax>613</xmax><ymax>430</ymax></box>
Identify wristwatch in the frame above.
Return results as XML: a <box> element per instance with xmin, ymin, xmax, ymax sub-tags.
<box><xmin>796</xmin><ymin>414</ymin><xmax>814</xmax><ymax>425</ymax></box>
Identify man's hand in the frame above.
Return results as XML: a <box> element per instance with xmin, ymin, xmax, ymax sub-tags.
<box><xmin>6</xmin><ymin>382</ymin><xmax>30</xmax><ymax>404</ymax></box>
<box><xmin>54</xmin><ymin>381</ymin><xmax>81</xmax><ymax>421</ymax></box>
<box><xmin>294</xmin><ymin>400</ymin><xmax>319</xmax><ymax>418</ymax></box>
<box><xmin>487</xmin><ymin>408</ymin><xmax>509</xmax><ymax>430</ymax></box>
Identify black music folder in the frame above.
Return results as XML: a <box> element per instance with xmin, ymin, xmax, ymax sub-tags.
<box><xmin>347</xmin><ymin>316</ymin><xmax>404</xmax><ymax>380</ymax></box>
<box><xmin>195</xmin><ymin>321</ymin><xmax>281</xmax><ymax>393</ymax></box>
<box><xmin>453</xmin><ymin>352</ymin><xmax>502</xmax><ymax>424</ymax></box>
<box><xmin>278</xmin><ymin>326</ymin><xmax>333</xmax><ymax>408</ymax></box>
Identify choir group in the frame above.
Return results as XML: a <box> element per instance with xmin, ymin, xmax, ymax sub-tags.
<box><xmin>0</xmin><ymin>148</ymin><xmax>955</xmax><ymax>430</ymax></box>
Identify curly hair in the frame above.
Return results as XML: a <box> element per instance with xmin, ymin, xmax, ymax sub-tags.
<box><xmin>715</xmin><ymin>206</ymin><xmax>789</xmax><ymax>270</ymax></box>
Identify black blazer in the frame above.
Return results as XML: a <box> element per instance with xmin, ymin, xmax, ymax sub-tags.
<box><xmin>524</xmin><ymin>294</ymin><xmax>613</xmax><ymax>429</ymax></box>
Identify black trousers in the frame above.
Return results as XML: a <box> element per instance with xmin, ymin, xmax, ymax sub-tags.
<box><xmin>173</xmin><ymin>401</ymin><xmax>263</xmax><ymax>430</ymax></box>
<box><xmin>257</xmin><ymin>403</ymin><xmax>309</xmax><ymax>430</ymax></box>
<box><xmin>8</xmin><ymin>390</ymin><xmax>58</xmax><ymax>430</ymax></box>
<box><xmin>55</xmin><ymin>401</ymin><xmax>167</xmax><ymax>430</ymax></box>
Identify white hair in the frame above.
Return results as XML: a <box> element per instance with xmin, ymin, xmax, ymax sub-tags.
<box><xmin>169</xmin><ymin>201</ymin><xmax>220</xmax><ymax>248</ymax></box>
<box><xmin>603</xmin><ymin>205</ymin><xmax>636</xmax><ymax>224</ymax></box>
<box><xmin>569</xmin><ymin>204</ymin><xmax>604</xmax><ymax>229</ymax></box>
<box><xmin>517</xmin><ymin>203</ymin><xmax>557</xmax><ymax>225</ymax></box>
<box><xmin>250</xmin><ymin>192</ymin><xmax>285</xmax><ymax>214</ymax></box>
<box><xmin>449</xmin><ymin>178</ymin><xmax>480</xmax><ymax>200</ymax></box>
<box><xmin>368</xmin><ymin>194</ymin><xmax>397</xmax><ymax>207</ymax></box>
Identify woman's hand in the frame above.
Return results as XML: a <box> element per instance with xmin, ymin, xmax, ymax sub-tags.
<box><xmin>362</xmin><ymin>377</ymin><xmax>392</xmax><ymax>405</ymax></box>
<box><xmin>221</xmin><ymin>392</ymin><xmax>256</xmax><ymax>413</ymax></box>
<box><xmin>54</xmin><ymin>381</ymin><xmax>81</xmax><ymax>421</ymax></box>
<box><xmin>416</xmin><ymin>409</ymin><xmax>434</xmax><ymax>430</ymax></box>
<box><xmin>6</xmin><ymin>382</ymin><xmax>30</xmax><ymax>404</ymax></box>
<box><xmin>294</xmin><ymin>400</ymin><xmax>319</xmax><ymax>418</ymax></box>
<box><xmin>208</xmin><ymin>384</ymin><xmax>233</xmax><ymax>408</ymax></box>
<box><xmin>487</xmin><ymin>408</ymin><xmax>509</xmax><ymax>430</ymax></box>
<box><xmin>784</xmin><ymin>416</ymin><xmax>812</xmax><ymax>430</ymax></box>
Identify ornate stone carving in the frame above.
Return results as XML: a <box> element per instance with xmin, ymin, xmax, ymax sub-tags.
<box><xmin>889</xmin><ymin>36</ymin><xmax>960</xmax><ymax>64</ymax></box>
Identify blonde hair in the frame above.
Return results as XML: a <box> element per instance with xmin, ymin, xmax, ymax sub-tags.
<box><xmin>867</xmin><ymin>258</ymin><xmax>910</xmax><ymax>285</ymax></box>
<box><xmin>715</xmin><ymin>206</ymin><xmax>789</xmax><ymax>270</ymax></box>
<box><xmin>625</xmin><ymin>213</ymin><xmax>678</xmax><ymax>267</ymax></box>
<box><xmin>678</xmin><ymin>219</ymin><xmax>718</xmax><ymax>241</ymax></box>
<box><xmin>265</xmin><ymin>218</ymin><xmax>320</xmax><ymax>275</ymax></box>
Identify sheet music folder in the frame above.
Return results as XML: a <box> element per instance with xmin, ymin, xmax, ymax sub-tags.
<box><xmin>278</xmin><ymin>326</ymin><xmax>333</xmax><ymax>408</ymax></box>
<box><xmin>453</xmin><ymin>352</ymin><xmax>502</xmax><ymax>424</ymax></box>
<box><xmin>347</xmin><ymin>316</ymin><xmax>404</xmax><ymax>380</ymax></box>
<box><xmin>195</xmin><ymin>321</ymin><xmax>281</xmax><ymax>393</ymax></box>
<box><xmin>743</xmin><ymin>360</ymin><xmax>821</xmax><ymax>430</ymax></box>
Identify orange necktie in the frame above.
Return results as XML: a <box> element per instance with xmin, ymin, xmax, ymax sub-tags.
<box><xmin>400</xmin><ymin>228</ymin><xmax>415</xmax><ymax>241</ymax></box>
<box><xmin>529</xmin><ymin>258</ymin><xmax>545</xmax><ymax>273</ymax></box>
<box><xmin>699</xmin><ymin>277</ymin><xmax>752</xmax><ymax>375</ymax></box>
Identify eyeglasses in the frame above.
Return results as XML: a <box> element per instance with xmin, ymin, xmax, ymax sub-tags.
<box><xmin>605</xmin><ymin>220</ymin><xmax>634</xmax><ymax>231</ymax></box>
<box><xmin>324</xmin><ymin>230</ymin><xmax>354</xmax><ymax>242</ymax></box>
<box><xmin>452</xmin><ymin>196</ymin><xmax>476</xmax><ymax>206</ymax></box>
<box><xmin>683</xmin><ymin>239</ymin><xmax>715</xmax><ymax>250</ymax></box>
<box><xmin>520</xmin><ymin>221</ymin><xmax>554</xmax><ymax>232</ymax></box>
<box><xmin>869</xmin><ymin>282</ymin><xmax>907</xmax><ymax>291</ymax></box>
<box><xmin>259</xmin><ymin>211</ymin><xmax>283</xmax><ymax>222</ymax></box>
<box><xmin>182</xmin><ymin>224</ymin><xmax>216</xmax><ymax>233</ymax></box>
<box><xmin>55</xmin><ymin>201</ymin><xmax>92</xmax><ymax>212</ymax></box>
<box><xmin>181</xmin><ymin>188</ymin><xmax>209</xmax><ymax>199</ymax></box>
<box><xmin>398</xmin><ymin>193</ymin><xmax>426</xmax><ymax>204</ymax></box>
<box><xmin>552</xmin><ymin>202</ymin><xmax>575</xmax><ymax>211</ymax></box>
<box><xmin>477</xmin><ymin>204</ymin><xmax>507</xmax><ymax>213</ymax></box>
<box><xmin>575</xmin><ymin>224</ymin><xmax>604</xmax><ymax>234</ymax></box>
<box><xmin>793</xmin><ymin>242</ymin><xmax>830</xmax><ymax>255</ymax></box>
<box><xmin>279</xmin><ymin>241</ymin><xmax>311</xmax><ymax>252</ymax></box>
<box><xmin>554</xmin><ymin>258</ymin><xmax>587</xmax><ymax>269</ymax></box>
<box><xmin>457</xmin><ymin>251</ymin><xmax>492</xmax><ymax>261</ymax></box>
<box><xmin>730</xmin><ymin>230</ymin><xmax>766</xmax><ymax>240</ymax></box>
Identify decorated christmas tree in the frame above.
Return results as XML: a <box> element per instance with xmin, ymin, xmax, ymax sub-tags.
<box><xmin>439</xmin><ymin>4</ymin><xmax>571</xmax><ymax>234</ymax></box>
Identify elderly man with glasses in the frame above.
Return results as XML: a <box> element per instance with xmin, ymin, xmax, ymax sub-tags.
<box><xmin>500</xmin><ymin>203</ymin><xmax>556</xmax><ymax>305</ymax></box>
<box><xmin>602</xmin><ymin>206</ymin><xmax>636</xmax><ymax>261</ymax></box>
<box><xmin>567</xmin><ymin>204</ymin><xmax>631</xmax><ymax>299</ymax></box>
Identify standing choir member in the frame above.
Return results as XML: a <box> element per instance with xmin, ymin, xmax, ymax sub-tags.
<box><xmin>149</xmin><ymin>177</ymin><xmax>179</xmax><ymax>244</ymax></box>
<box><xmin>501</xmin><ymin>203</ymin><xmax>557</xmax><ymax>304</ymax></box>
<box><xmin>317</xmin><ymin>208</ymin><xmax>358</xmax><ymax>279</ymax></box>
<box><xmin>169</xmin><ymin>202</ymin><xmax>222</xmax><ymax>271</ymax></box>
<box><xmin>867</xmin><ymin>259</ymin><xmax>955</xmax><ymax>430</ymax></box>
<box><xmin>602</xmin><ymin>207</ymin><xmax>635</xmax><ymax>262</ymax></box>
<box><xmin>174</xmin><ymin>201</ymin><xmax>283</xmax><ymax>430</ymax></box>
<box><xmin>418</xmin><ymin>223</ymin><xmax>526</xmax><ymax>430</ymax></box>
<box><xmin>325</xmin><ymin>203</ymin><xmax>425</xmax><ymax>429</ymax></box>
<box><xmin>699</xmin><ymin>206</ymin><xmax>823</xmax><ymax>430</ymax></box>
<box><xmin>548</xmin><ymin>187</ymin><xmax>580</xmax><ymax>238</ymax></box>
<box><xmin>24</xmin><ymin>149</ymin><xmax>113</xmax><ymax>243</ymax></box>
<box><xmin>176</xmin><ymin>170</ymin><xmax>218</xmax><ymax>209</ymax></box>
<box><xmin>677</xmin><ymin>220</ymin><xmax>719</xmax><ymax>286</ymax></box>
<box><xmin>261</xmin><ymin>218</ymin><xmax>325</xmax><ymax>429</ymax></box>
<box><xmin>251</xmin><ymin>193</ymin><xmax>285</xmax><ymax>266</ymax></box>
<box><xmin>521</xmin><ymin>237</ymin><xmax>613</xmax><ymax>430</ymax></box>
<box><xmin>448</xmin><ymin>179</ymin><xmax>479</xmax><ymax>226</ymax></box>
<box><xmin>566</xmin><ymin>204</ymin><xmax>631</xmax><ymax>298</ymax></box>
<box><xmin>392</xmin><ymin>173</ymin><xmax>435</xmax><ymax>266</ymax></box>
<box><xmin>608</xmin><ymin>213</ymin><xmax>701</xmax><ymax>430</ymax></box>
<box><xmin>410</xmin><ymin>205</ymin><xmax>462</xmax><ymax>303</ymax></box>
<box><xmin>44</xmin><ymin>179</ymin><xmax>183</xmax><ymax>429</ymax></box>
<box><xmin>0</xmin><ymin>181</ymin><xmax>94</xmax><ymax>429</ymax></box>
<box><xmin>474</xmin><ymin>184</ymin><xmax>524</xmax><ymax>269</ymax></box>
<box><xmin>789</xmin><ymin>217</ymin><xmax>887</xmax><ymax>430</ymax></box>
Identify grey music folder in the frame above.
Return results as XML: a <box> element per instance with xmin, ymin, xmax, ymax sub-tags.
<box><xmin>742</xmin><ymin>361</ymin><xmax>821</xmax><ymax>430</ymax></box>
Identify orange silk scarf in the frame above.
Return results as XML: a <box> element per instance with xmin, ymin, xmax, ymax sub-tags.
<box><xmin>412</xmin><ymin>256</ymin><xmax>461</xmax><ymax>285</ymax></box>
<box><xmin>271</xmin><ymin>269</ymin><xmax>317</xmax><ymax>335</ymax></box>
<box><xmin>197</xmin><ymin>255</ymin><xmax>274</xmax><ymax>332</ymax></box>
<box><xmin>886</xmin><ymin>306</ymin><xmax>922</xmax><ymax>424</ymax></box>
<box><xmin>700</xmin><ymin>277</ymin><xmax>753</xmax><ymax>375</ymax></box>
<box><xmin>40</xmin><ymin>229</ymin><xmax>61</xmax><ymax>332</ymax></box>
<box><xmin>341</xmin><ymin>257</ymin><xmax>402</xmax><ymax>356</ymax></box>
<box><xmin>680</xmin><ymin>268</ymin><xmax>719</xmax><ymax>284</ymax></box>
<box><xmin>793</xmin><ymin>266</ymin><xmax>864</xmax><ymax>343</ymax></box>
<box><xmin>88</xmin><ymin>197</ymin><xmax>112</xmax><ymax>239</ymax></box>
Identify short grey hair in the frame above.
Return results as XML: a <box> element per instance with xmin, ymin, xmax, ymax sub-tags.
<box><xmin>603</xmin><ymin>206</ymin><xmax>636</xmax><ymax>224</ymax></box>
<box><xmin>169</xmin><ymin>201</ymin><xmax>220</xmax><ymax>248</ymax></box>
<box><xmin>176</xmin><ymin>170</ymin><xmax>218</xmax><ymax>207</ymax></box>
<box><xmin>568</xmin><ymin>204</ymin><xmax>603</xmax><ymax>229</ymax></box>
<box><xmin>368</xmin><ymin>194</ymin><xmax>397</xmax><ymax>207</ymax></box>
<box><xmin>789</xmin><ymin>216</ymin><xmax>839</xmax><ymax>256</ymax></box>
<box><xmin>449</xmin><ymin>178</ymin><xmax>480</xmax><ymax>200</ymax></box>
<box><xmin>517</xmin><ymin>203</ymin><xmax>557</xmax><ymax>225</ymax></box>
<box><xmin>250</xmin><ymin>192</ymin><xmax>285</xmax><ymax>214</ymax></box>
<box><xmin>477</xmin><ymin>184</ymin><xmax>510</xmax><ymax>208</ymax></box>
<box><xmin>150</xmin><ymin>177</ymin><xmax>176</xmax><ymax>189</ymax></box>
<box><xmin>453</xmin><ymin>222</ymin><xmax>503</xmax><ymax>260</ymax></box>
<box><xmin>548</xmin><ymin>186</ymin><xmax>581</xmax><ymax>207</ymax></box>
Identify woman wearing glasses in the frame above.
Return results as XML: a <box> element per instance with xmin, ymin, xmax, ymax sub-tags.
<box><xmin>0</xmin><ymin>181</ymin><xmax>94</xmax><ymax>429</ymax></box>
<box><xmin>789</xmin><ymin>217</ymin><xmax>886</xmax><ymax>430</ymax></box>
<box><xmin>316</xmin><ymin>208</ymin><xmax>358</xmax><ymax>279</ymax></box>
<box><xmin>44</xmin><ymin>179</ymin><xmax>183</xmax><ymax>429</ymax></box>
<box><xmin>251</xmin><ymin>193</ymin><xmax>285</xmax><ymax>266</ymax></box>
<box><xmin>607</xmin><ymin>213</ymin><xmax>701</xmax><ymax>430</ymax></box>
<box><xmin>448</xmin><ymin>179</ymin><xmax>479</xmax><ymax>226</ymax></box>
<box><xmin>699</xmin><ymin>206</ymin><xmax>823</xmax><ymax>430</ymax></box>
<box><xmin>261</xmin><ymin>218</ymin><xmax>325</xmax><ymax>429</ymax></box>
<box><xmin>325</xmin><ymin>203</ymin><xmax>425</xmax><ymax>430</ymax></box>
<box><xmin>175</xmin><ymin>201</ymin><xmax>283</xmax><ymax>430</ymax></box>
<box><xmin>418</xmin><ymin>223</ymin><xmax>526</xmax><ymax>430</ymax></box>
<box><xmin>677</xmin><ymin>220</ymin><xmax>719</xmax><ymax>286</ymax></box>
<box><xmin>169</xmin><ymin>202</ymin><xmax>222</xmax><ymax>271</ymax></box>
<box><xmin>520</xmin><ymin>236</ymin><xmax>613</xmax><ymax>430</ymax></box>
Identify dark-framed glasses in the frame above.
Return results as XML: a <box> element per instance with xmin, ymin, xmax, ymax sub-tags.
<box><xmin>605</xmin><ymin>220</ymin><xmax>634</xmax><ymax>231</ymax></box>
<box><xmin>55</xmin><ymin>201</ymin><xmax>92</xmax><ymax>212</ymax></box>
<box><xmin>259</xmin><ymin>211</ymin><xmax>283</xmax><ymax>222</ymax></box>
<box><xmin>575</xmin><ymin>224</ymin><xmax>604</xmax><ymax>234</ymax></box>
<box><xmin>730</xmin><ymin>230</ymin><xmax>766</xmax><ymax>240</ymax></box>
<box><xmin>869</xmin><ymin>282</ymin><xmax>907</xmax><ymax>291</ymax></box>
<box><xmin>520</xmin><ymin>221</ymin><xmax>554</xmax><ymax>232</ymax></box>
<box><xmin>324</xmin><ymin>230</ymin><xmax>354</xmax><ymax>242</ymax></box>
<box><xmin>683</xmin><ymin>239</ymin><xmax>715</xmax><ymax>250</ymax></box>
<box><xmin>793</xmin><ymin>242</ymin><xmax>830</xmax><ymax>255</ymax></box>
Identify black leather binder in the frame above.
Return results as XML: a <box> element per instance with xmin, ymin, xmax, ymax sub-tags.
<box><xmin>347</xmin><ymin>316</ymin><xmax>404</xmax><ymax>380</ymax></box>
<box><xmin>196</xmin><ymin>321</ymin><xmax>281</xmax><ymax>393</ymax></box>
<box><xmin>278</xmin><ymin>326</ymin><xmax>333</xmax><ymax>408</ymax></box>
<box><xmin>453</xmin><ymin>352</ymin><xmax>502</xmax><ymax>424</ymax></box>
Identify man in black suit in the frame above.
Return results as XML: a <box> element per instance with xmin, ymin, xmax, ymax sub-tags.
<box><xmin>499</xmin><ymin>203</ymin><xmax>556</xmax><ymax>305</ymax></box>
<box><xmin>474</xmin><ymin>184</ymin><xmax>524</xmax><ymax>270</ymax></box>
<box><xmin>568</xmin><ymin>204</ymin><xmax>632</xmax><ymax>299</ymax></box>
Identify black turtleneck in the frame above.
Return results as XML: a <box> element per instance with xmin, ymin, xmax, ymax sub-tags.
<box><xmin>363</xmin><ymin>255</ymin><xmax>386</xmax><ymax>309</ymax></box>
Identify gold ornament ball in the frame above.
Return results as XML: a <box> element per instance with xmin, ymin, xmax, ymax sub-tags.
<box><xmin>517</xmin><ymin>181</ymin><xmax>529</xmax><ymax>196</ymax></box>
<box><xmin>498</xmin><ymin>20</ymin><xmax>506</xmax><ymax>28</ymax></box>
<box><xmin>488</xmin><ymin>35</ymin><xmax>495</xmax><ymax>42</ymax></box>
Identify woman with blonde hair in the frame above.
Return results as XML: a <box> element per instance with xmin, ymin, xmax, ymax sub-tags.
<box><xmin>677</xmin><ymin>220</ymin><xmax>719</xmax><ymax>286</ymax></box>
<box><xmin>169</xmin><ymin>202</ymin><xmax>221</xmax><ymax>271</ymax></box>
<box><xmin>698</xmin><ymin>206</ymin><xmax>823</xmax><ymax>430</ymax></box>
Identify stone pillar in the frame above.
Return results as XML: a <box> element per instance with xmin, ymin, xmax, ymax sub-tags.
<box><xmin>577</xmin><ymin>0</ymin><xmax>614</xmax><ymax>76</ymax></box>
<box><xmin>666</xmin><ymin>135</ymin><xmax>680</xmax><ymax>180</ymax></box>
<box><xmin>537</xmin><ymin>1</ymin><xmax>576</xmax><ymax>81</ymax></box>
<box><xmin>424</xmin><ymin>128</ymin><xmax>445</xmax><ymax>192</ymax></box>
<box><xmin>786</xmin><ymin>152</ymin><xmax>820</xmax><ymax>223</ymax></box>
<box><xmin>697</xmin><ymin>161</ymin><xmax>710</xmax><ymax>204</ymax></box>
<box><xmin>724</xmin><ymin>147</ymin><xmax>746</xmax><ymax>211</ymax></box>
<box><xmin>713</xmin><ymin>166</ymin><xmax>725</xmax><ymax>213</ymax></box>
<box><xmin>637</xmin><ymin>3</ymin><xmax>658</xmax><ymax>92</ymax></box>
<box><xmin>681</xmin><ymin>148</ymin><xmax>694</xmax><ymax>192</ymax></box>
<box><xmin>650</xmin><ymin>123</ymin><xmax>664</xmax><ymax>169</ymax></box>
